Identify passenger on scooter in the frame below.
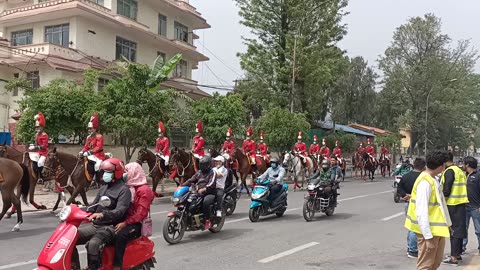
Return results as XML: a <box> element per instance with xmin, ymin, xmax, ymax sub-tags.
<box><xmin>257</xmin><ymin>157</ymin><xmax>285</xmax><ymax>201</ymax></box>
<box><xmin>112</xmin><ymin>162</ymin><xmax>154</xmax><ymax>270</ymax></box>
<box><xmin>182</xmin><ymin>156</ymin><xmax>216</xmax><ymax>230</ymax></box>
<box><xmin>72</xmin><ymin>158</ymin><xmax>131</xmax><ymax>270</ymax></box>
<box><xmin>213</xmin><ymin>156</ymin><xmax>228</xmax><ymax>217</ymax></box>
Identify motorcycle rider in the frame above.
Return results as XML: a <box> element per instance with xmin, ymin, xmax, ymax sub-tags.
<box><xmin>309</xmin><ymin>159</ymin><xmax>342</xmax><ymax>205</ymax></box>
<box><xmin>113</xmin><ymin>162</ymin><xmax>154</xmax><ymax>270</ymax></box>
<box><xmin>257</xmin><ymin>157</ymin><xmax>286</xmax><ymax>202</ymax></box>
<box><xmin>393</xmin><ymin>157</ymin><xmax>414</xmax><ymax>176</ymax></box>
<box><xmin>329</xmin><ymin>157</ymin><xmax>343</xmax><ymax>205</ymax></box>
<box><xmin>72</xmin><ymin>158</ymin><xmax>131</xmax><ymax>270</ymax></box>
<box><xmin>182</xmin><ymin>156</ymin><xmax>216</xmax><ymax>230</ymax></box>
<box><xmin>213</xmin><ymin>156</ymin><xmax>228</xmax><ymax>217</ymax></box>
<box><xmin>28</xmin><ymin>112</ymin><xmax>48</xmax><ymax>184</ymax></box>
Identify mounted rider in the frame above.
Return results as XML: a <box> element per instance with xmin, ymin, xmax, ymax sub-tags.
<box><xmin>309</xmin><ymin>135</ymin><xmax>321</xmax><ymax>156</ymax></box>
<box><xmin>365</xmin><ymin>138</ymin><xmax>376</xmax><ymax>164</ymax></box>
<box><xmin>332</xmin><ymin>140</ymin><xmax>343</xmax><ymax>165</ymax></box>
<box><xmin>192</xmin><ymin>120</ymin><xmax>205</xmax><ymax>171</ymax></box>
<box><xmin>380</xmin><ymin>142</ymin><xmax>390</xmax><ymax>161</ymax></box>
<box><xmin>319</xmin><ymin>138</ymin><xmax>330</xmax><ymax>159</ymax></box>
<box><xmin>155</xmin><ymin>121</ymin><xmax>170</xmax><ymax>175</ymax></box>
<box><xmin>357</xmin><ymin>142</ymin><xmax>365</xmax><ymax>154</ymax></box>
<box><xmin>293</xmin><ymin>132</ymin><xmax>308</xmax><ymax>167</ymax></box>
<box><xmin>79</xmin><ymin>113</ymin><xmax>105</xmax><ymax>180</ymax></box>
<box><xmin>221</xmin><ymin>127</ymin><xmax>235</xmax><ymax>167</ymax></box>
<box><xmin>28</xmin><ymin>112</ymin><xmax>48</xmax><ymax>184</ymax></box>
<box><xmin>257</xmin><ymin>131</ymin><xmax>270</xmax><ymax>163</ymax></box>
<box><xmin>242</xmin><ymin>126</ymin><xmax>258</xmax><ymax>175</ymax></box>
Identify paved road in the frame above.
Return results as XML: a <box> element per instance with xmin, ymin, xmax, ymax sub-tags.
<box><xmin>0</xmin><ymin>177</ymin><xmax>479</xmax><ymax>270</ymax></box>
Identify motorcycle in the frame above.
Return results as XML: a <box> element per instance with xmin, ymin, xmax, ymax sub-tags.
<box><xmin>302</xmin><ymin>177</ymin><xmax>338</xmax><ymax>221</ymax></box>
<box><xmin>249</xmin><ymin>178</ymin><xmax>288</xmax><ymax>222</ymax></box>
<box><xmin>223</xmin><ymin>182</ymin><xmax>238</xmax><ymax>216</ymax></box>
<box><xmin>393</xmin><ymin>174</ymin><xmax>402</xmax><ymax>203</ymax></box>
<box><xmin>163</xmin><ymin>185</ymin><xmax>226</xmax><ymax>244</ymax></box>
<box><xmin>34</xmin><ymin>196</ymin><xmax>156</xmax><ymax>270</ymax></box>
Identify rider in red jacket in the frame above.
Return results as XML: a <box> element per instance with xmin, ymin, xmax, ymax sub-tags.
<box><xmin>242</xmin><ymin>126</ymin><xmax>258</xmax><ymax>175</ymax></box>
<box><xmin>257</xmin><ymin>131</ymin><xmax>270</xmax><ymax>163</ymax></box>
<box><xmin>309</xmin><ymin>135</ymin><xmax>321</xmax><ymax>155</ymax></box>
<box><xmin>380</xmin><ymin>142</ymin><xmax>390</xmax><ymax>161</ymax></box>
<box><xmin>222</xmin><ymin>128</ymin><xmax>235</xmax><ymax>158</ymax></box>
<box><xmin>293</xmin><ymin>132</ymin><xmax>308</xmax><ymax>167</ymax></box>
<box><xmin>332</xmin><ymin>140</ymin><xmax>342</xmax><ymax>165</ymax></box>
<box><xmin>155</xmin><ymin>121</ymin><xmax>170</xmax><ymax>173</ymax></box>
<box><xmin>28</xmin><ymin>112</ymin><xmax>49</xmax><ymax>184</ymax></box>
<box><xmin>365</xmin><ymin>138</ymin><xmax>376</xmax><ymax>163</ymax></box>
<box><xmin>79</xmin><ymin>113</ymin><xmax>105</xmax><ymax>178</ymax></box>
<box><xmin>193</xmin><ymin>120</ymin><xmax>205</xmax><ymax>158</ymax></box>
<box><xmin>319</xmin><ymin>138</ymin><xmax>330</xmax><ymax>159</ymax></box>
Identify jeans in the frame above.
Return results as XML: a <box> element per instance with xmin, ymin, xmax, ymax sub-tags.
<box><xmin>114</xmin><ymin>223</ymin><xmax>141</xmax><ymax>267</ymax></box>
<box><xmin>215</xmin><ymin>189</ymin><xmax>224</xmax><ymax>211</ymax></box>
<box><xmin>463</xmin><ymin>205</ymin><xmax>480</xmax><ymax>251</ymax></box>
<box><xmin>405</xmin><ymin>202</ymin><xmax>418</xmax><ymax>253</ymax></box>
<box><xmin>202</xmin><ymin>194</ymin><xmax>216</xmax><ymax>220</ymax></box>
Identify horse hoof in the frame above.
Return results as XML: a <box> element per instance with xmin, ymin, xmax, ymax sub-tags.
<box><xmin>5</xmin><ymin>214</ymin><xmax>12</xmax><ymax>219</ymax></box>
<box><xmin>39</xmin><ymin>205</ymin><xmax>47</xmax><ymax>210</ymax></box>
<box><xmin>12</xmin><ymin>224</ymin><xmax>21</xmax><ymax>232</ymax></box>
<box><xmin>155</xmin><ymin>192</ymin><xmax>164</xmax><ymax>198</ymax></box>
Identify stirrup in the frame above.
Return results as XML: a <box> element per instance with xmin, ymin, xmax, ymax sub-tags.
<box><xmin>37</xmin><ymin>178</ymin><xmax>44</xmax><ymax>185</ymax></box>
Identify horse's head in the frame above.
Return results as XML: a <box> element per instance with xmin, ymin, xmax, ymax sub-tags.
<box><xmin>361</xmin><ymin>151</ymin><xmax>369</xmax><ymax>160</ymax></box>
<box><xmin>0</xmin><ymin>143</ymin><xmax>7</xmax><ymax>158</ymax></box>
<box><xmin>136</xmin><ymin>147</ymin><xmax>149</xmax><ymax>164</ymax></box>
<box><xmin>44</xmin><ymin>147</ymin><xmax>61</xmax><ymax>175</ymax></box>
<box><xmin>282</xmin><ymin>151</ymin><xmax>293</xmax><ymax>166</ymax></box>
<box><xmin>209</xmin><ymin>148</ymin><xmax>220</xmax><ymax>158</ymax></box>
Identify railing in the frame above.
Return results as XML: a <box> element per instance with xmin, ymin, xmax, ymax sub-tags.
<box><xmin>11</xmin><ymin>43</ymin><xmax>83</xmax><ymax>61</ymax></box>
<box><xmin>1</xmin><ymin>0</ymin><xmax>110</xmax><ymax>17</ymax></box>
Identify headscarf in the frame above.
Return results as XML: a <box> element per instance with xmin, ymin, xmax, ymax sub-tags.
<box><xmin>125</xmin><ymin>162</ymin><xmax>148</xmax><ymax>202</ymax></box>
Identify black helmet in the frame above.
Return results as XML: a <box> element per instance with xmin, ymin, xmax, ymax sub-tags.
<box><xmin>199</xmin><ymin>156</ymin><xmax>212</xmax><ymax>173</ymax></box>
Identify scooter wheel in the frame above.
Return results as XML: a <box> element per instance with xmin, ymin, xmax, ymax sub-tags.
<box><xmin>249</xmin><ymin>207</ymin><xmax>261</xmax><ymax>222</ymax></box>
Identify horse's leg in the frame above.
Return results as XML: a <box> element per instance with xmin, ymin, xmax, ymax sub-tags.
<box><xmin>6</xmin><ymin>185</ymin><xmax>21</xmax><ymax>218</ymax></box>
<box><xmin>0</xmin><ymin>191</ymin><xmax>12</xmax><ymax>221</ymax></box>
<box><xmin>29</xmin><ymin>175</ymin><xmax>46</xmax><ymax>210</ymax></box>
<box><xmin>233</xmin><ymin>169</ymin><xmax>239</xmax><ymax>184</ymax></box>
<box><xmin>52</xmin><ymin>192</ymin><xmax>62</xmax><ymax>213</ymax></box>
<box><xmin>11</xmin><ymin>194</ymin><xmax>22</xmax><ymax>231</ymax></box>
<box><xmin>243</xmin><ymin>174</ymin><xmax>250</xmax><ymax>195</ymax></box>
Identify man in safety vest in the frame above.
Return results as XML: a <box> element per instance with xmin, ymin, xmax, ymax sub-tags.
<box><xmin>28</xmin><ymin>112</ymin><xmax>49</xmax><ymax>184</ymax></box>
<box><xmin>319</xmin><ymin>138</ymin><xmax>330</xmax><ymax>159</ymax></box>
<box><xmin>155</xmin><ymin>121</ymin><xmax>170</xmax><ymax>175</ymax></box>
<box><xmin>332</xmin><ymin>140</ymin><xmax>343</xmax><ymax>165</ymax></box>
<box><xmin>441</xmin><ymin>152</ymin><xmax>468</xmax><ymax>266</ymax></box>
<box><xmin>405</xmin><ymin>151</ymin><xmax>451</xmax><ymax>270</ymax></box>
<box><xmin>221</xmin><ymin>127</ymin><xmax>235</xmax><ymax>166</ymax></box>
<box><xmin>293</xmin><ymin>132</ymin><xmax>308</xmax><ymax>167</ymax></box>
<box><xmin>242</xmin><ymin>126</ymin><xmax>258</xmax><ymax>175</ymax></box>
<box><xmin>79</xmin><ymin>113</ymin><xmax>105</xmax><ymax>179</ymax></box>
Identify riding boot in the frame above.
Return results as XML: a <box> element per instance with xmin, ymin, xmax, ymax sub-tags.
<box><xmin>252</xmin><ymin>164</ymin><xmax>259</xmax><ymax>176</ymax></box>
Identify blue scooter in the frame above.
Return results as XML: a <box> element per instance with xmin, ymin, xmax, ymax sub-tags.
<box><xmin>249</xmin><ymin>178</ymin><xmax>288</xmax><ymax>222</ymax></box>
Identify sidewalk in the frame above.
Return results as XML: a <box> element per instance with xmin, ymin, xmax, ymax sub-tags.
<box><xmin>463</xmin><ymin>255</ymin><xmax>480</xmax><ymax>269</ymax></box>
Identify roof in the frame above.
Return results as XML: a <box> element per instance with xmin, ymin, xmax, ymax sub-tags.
<box><xmin>348</xmin><ymin>123</ymin><xmax>394</xmax><ymax>135</ymax></box>
<box><xmin>335</xmin><ymin>124</ymin><xmax>375</xmax><ymax>137</ymax></box>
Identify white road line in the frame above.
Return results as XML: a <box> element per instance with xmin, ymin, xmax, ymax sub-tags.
<box><xmin>258</xmin><ymin>242</ymin><xmax>319</xmax><ymax>263</ymax></box>
<box><xmin>381</xmin><ymin>211</ymin><xmax>404</xmax><ymax>221</ymax></box>
<box><xmin>151</xmin><ymin>210</ymin><xmax>169</xmax><ymax>215</ymax></box>
<box><xmin>0</xmin><ymin>260</ymin><xmax>37</xmax><ymax>270</ymax></box>
<box><xmin>338</xmin><ymin>190</ymin><xmax>391</xmax><ymax>202</ymax></box>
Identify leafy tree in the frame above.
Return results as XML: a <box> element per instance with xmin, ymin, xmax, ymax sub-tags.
<box><xmin>255</xmin><ymin>107</ymin><xmax>310</xmax><ymax>152</ymax></box>
<box><xmin>192</xmin><ymin>93</ymin><xmax>247</xmax><ymax>148</ymax></box>
<box><xmin>325</xmin><ymin>131</ymin><xmax>356</xmax><ymax>154</ymax></box>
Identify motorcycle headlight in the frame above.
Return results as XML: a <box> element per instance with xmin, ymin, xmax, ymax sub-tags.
<box><xmin>252</xmin><ymin>190</ymin><xmax>267</xmax><ymax>199</ymax></box>
<box><xmin>172</xmin><ymin>197</ymin><xmax>180</xmax><ymax>205</ymax></box>
<box><xmin>58</xmin><ymin>206</ymin><xmax>71</xmax><ymax>221</ymax></box>
<box><xmin>307</xmin><ymin>184</ymin><xmax>315</xmax><ymax>190</ymax></box>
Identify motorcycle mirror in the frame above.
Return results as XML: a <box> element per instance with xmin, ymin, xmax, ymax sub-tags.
<box><xmin>99</xmin><ymin>196</ymin><xmax>111</xmax><ymax>207</ymax></box>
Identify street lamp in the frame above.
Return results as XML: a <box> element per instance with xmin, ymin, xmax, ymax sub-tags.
<box><xmin>424</xmin><ymin>78</ymin><xmax>458</xmax><ymax>155</ymax></box>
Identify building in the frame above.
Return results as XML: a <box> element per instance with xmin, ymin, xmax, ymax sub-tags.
<box><xmin>348</xmin><ymin>123</ymin><xmax>395</xmax><ymax>136</ymax></box>
<box><xmin>0</xmin><ymin>0</ymin><xmax>211</xmax><ymax>131</ymax></box>
<box><xmin>314</xmin><ymin>113</ymin><xmax>375</xmax><ymax>141</ymax></box>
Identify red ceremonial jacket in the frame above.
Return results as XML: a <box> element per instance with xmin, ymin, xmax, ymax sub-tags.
<box><xmin>82</xmin><ymin>133</ymin><xmax>105</xmax><ymax>160</ymax></box>
<box><xmin>257</xmin><ymin>142</ymin><xmax>268</xmax><ymax>156</ymax></box>
<box><xmin>309</xmin><ymin>144</ymin><xmax>320</xmax><ymax>155</ymax></box>
<box><xmin>332</xmin><ymin>147</ymin><xmax>342</xmax><ymax>158</ymax></box>
<box><xmin>357</xmin><ymin>147</ymin><xmax>365</xmax><ymax>154</ymax></box>
<box><xmin>365</xmin><ymin>145</ymin><xmax>375</xmax><ymax>156</ymax></box>
<box><xmin>222</xmin><ymin>140</ymin><xmax>235</xmax><ymax>155</ymax></box>
<box><xmin>193</xmin><ymin>136</ymin><xmax>205</xmax><ymax>157</ymax></box>
<box><xmin>155</xmin><ymin>137</ymin><xmax>170</xmax><ymax>156</ymax></box>
<box><xmin>320</xmin><ymin>146</ymin><xmax>330</xmax><ymax>158</ymax></box>
<box><xmin>35</xmin><ymin>132</ymin><xmax>49</xmax><ymax>156</ymax></box>
<box><xmin>242</xmin><ymin>139</ymin><xmax>256</xmax><ymax>156</ymax></box>
<box><xmin>294</xmin><ymin>142</ymin><xmax>307</xmax><ymax>157</ymax></box>
<box><xmin>381</xmin><ymin>147</ymin><xmax>389</xmax><ymax>155</ymax></box>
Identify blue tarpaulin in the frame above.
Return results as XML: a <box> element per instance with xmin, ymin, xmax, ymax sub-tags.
<box><xmin>0</xmin><ymin>132</ymin><xmax>12</xmax><ymax>145</ymax></box>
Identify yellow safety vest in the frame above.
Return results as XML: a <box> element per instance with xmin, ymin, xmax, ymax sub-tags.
<box><xmin>441</xmin><ymin>166</ymin><xmax>468</xmax><ymax>205</ymax></box>
<box><xmin>405</xmin><ymin>172</ymin><xmax>450</xmax><ymax>237</ymax></box>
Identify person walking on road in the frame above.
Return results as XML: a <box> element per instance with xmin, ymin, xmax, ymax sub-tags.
<box><xmin>441</xmin><ymin>152</ymin><xmax>469</xmax><ymax>266</ymax></box>
<box><xmin>405</xmin><ymin>151</ymin><xmax>451</xmax><ymax>270</ymax></box>
<box><xmin>462</xmin><ymin>156</ymin><xmax>480</xmax><ymax>255</ymax></box>
<box><xmin>398</xmin><ymin>157</ymin><xmax>426</xmax><ymax>258</ymax></box>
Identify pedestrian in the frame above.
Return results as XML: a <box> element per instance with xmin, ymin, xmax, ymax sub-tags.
<box><xmin>405</xmin><ymin>151</ymin><xmax>451</xmax><ymax>270</ymax></box>
<box><xmin>398</xmin><ymin>157</ymin><xmax>426</xmax><ymax>258</ymax></box>
<box><xmin>441</xmin><ymin>152</ymin><xmax>468</xmax><ymax>266</ymax></box>
<box><xmin>462</xmin><ymin>156</ymin><xmax>480</xmax><ymax>255</ymax></box>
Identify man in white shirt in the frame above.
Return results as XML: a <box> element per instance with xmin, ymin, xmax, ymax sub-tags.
<box><xmin>213</xmin><ymin>156</ymin><xmax>228</xmax><ymax>217</ymax></box>
<box><xmin>405</xmin><ymin>151</ymin><xmax>451</xmax><ymax>270</ymax></box>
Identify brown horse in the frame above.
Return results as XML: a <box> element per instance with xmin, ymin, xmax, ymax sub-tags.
<box><xmin>43</xmin><ymin>148</ymin><xmax>90</xmax><ymax>211</ymax></box>
<box><xmin>379</xmin><ymin>153</ymin><xmax>391</xmax><ymax>177</ymax></box>
<box><xmin>136</xmin><ymin>147</ymin><xmax>166</xmax><ymax>197</ymax></box>
<box><xmin>231</xmin><ymin>148</ymin><xmax>267</xmax><ymax>196</ymax></box>
<box><xmin>169</xmin><ymin>147</ymin><xmax>195</xmax><ymax>186</ymax></box>
<box><xmin>352</xmin><ymin>152</ymin><xmax>365</xmax><ymax>179</ymax></box>
<box><xmin>0</xmin><ymin>144</ymin><xmax>48</xmax><ymax>214</ymax></box>
<box><xmin>0</xmin><ymin>158</ymin><xmax>30</xmax><ymax>231</ymax></box>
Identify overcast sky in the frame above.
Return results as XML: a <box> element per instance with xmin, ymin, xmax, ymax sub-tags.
<box><xmin>189</xmin><ymin>0</ymin><xmax>480</xmax><ymax>93</ymax></box>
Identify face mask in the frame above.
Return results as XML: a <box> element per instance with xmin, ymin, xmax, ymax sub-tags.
<box><xmin>322</xmin><ymin>167</ymin><xmax>328</xmax><ymax>172</ymax></box>
<box><xmin>271</xmin><ymin>163</ymin><xmax>278</xmax><ymax>169</ymax></box>
<box><xmin>103</xmin><ymin>172</ymin><xmax>113</xmax><ymax>183</ymax></box>
<box><xmin>122</xmin><ymin>173</ymin><xmax>128</xmax><ymax>182</ymax></box>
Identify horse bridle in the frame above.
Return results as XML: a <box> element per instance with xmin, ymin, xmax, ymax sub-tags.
<box><xmin>283</xmin><ymin>152</ymin><xmax>300</xmax><ymax>173</ymax></box>
<box><xmin>44</xmin><ymin>153</ymin><xmax>78</xmax><ymax>189</ymax></box>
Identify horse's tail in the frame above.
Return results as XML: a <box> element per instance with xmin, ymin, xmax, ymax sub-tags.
<box><xmin>19</xmin><ymin>163</ymin><xmax>30</xmax><ymax>204</ymax></box>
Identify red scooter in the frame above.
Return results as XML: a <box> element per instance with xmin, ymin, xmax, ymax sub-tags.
<box><xmin>33</xmin><ymin>196</ymin><xmax>156</xmax><ymax>270</ymax></box>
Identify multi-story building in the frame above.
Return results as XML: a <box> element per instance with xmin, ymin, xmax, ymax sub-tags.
<box><xmin>0</xmin><ymin>0</ymin><xmax>210</xmax><ymax>131</ymax></box>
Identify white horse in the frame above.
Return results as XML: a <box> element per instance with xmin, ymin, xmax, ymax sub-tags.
<box><xmin>282</xmin><ymin>151</ymin><xmax>313</xmax><ymax>191</ymax></box>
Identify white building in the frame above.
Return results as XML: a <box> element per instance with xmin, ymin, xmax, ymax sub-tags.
<box><xmin>0</xmin><ymin>0</ymin><xmax>210</xmax><ymax>132</ymax></box>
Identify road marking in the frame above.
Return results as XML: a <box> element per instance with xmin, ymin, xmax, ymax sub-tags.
<box><xmin>258</xmin><ymin>242</ymin><xmax>319</xmax><ymax>263</ymax></box>
<box><xmin>0</xmin><ymin>260</ymin><xmax>37</xmax><ymax>270</ymax></box>
<box><xmin>151</xmin><ymin>210</ymin><xmax>169</xmax><ymax>215</ymax></box>
<box><xmin>225</xmin><ymin>208</ymin><xmax>301</xmax><ymax>224</ymax></box>
<box><xmin>381</xmin><ymin>211</ymin><xmax>404</xmax><ymax>221</ymax></box>
<box><xmin>338</xmin><ymin>190</ymin><xmax>391</xmax><ymax>202</ymax></box>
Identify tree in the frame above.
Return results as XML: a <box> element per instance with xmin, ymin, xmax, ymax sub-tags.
<box><xmin>192</xmin><ymin>93</ymin><xmax>248</xmax><ymax>148</ymax></box>
<box><xmin>331</xmin><ymin>56</ymin><xmax>377</xmax><ymax>125</ymax></box>
<box><xmin>255</xmin><ymin>107</ymin><xmax>310</xmax><ymax>152</ymax></box>
<box><xmin>377</xmin><ymin>14</ymin><xmax>478</xmax><ymax>153</ymax></box>
<box><xmin>325</xmin><ymin>131</ymin><xmax>356</xmax><ymax>154</ymax></box>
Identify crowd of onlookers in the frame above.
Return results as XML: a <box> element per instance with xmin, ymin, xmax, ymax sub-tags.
<box><xmin>397</xmin><ymin>151</ymin><xmax>480</xmax><ymax>269</ymax></box>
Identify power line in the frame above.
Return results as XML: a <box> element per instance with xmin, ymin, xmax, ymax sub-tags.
<box><xmin>195</xmin><ymin>39</ymin><xmax>243</xmax><ymax>77</ymax></box>
<box><xmin>203</xmin><ymin>62</ymin><xmax>231</xmax><ymax>87</ymax></box>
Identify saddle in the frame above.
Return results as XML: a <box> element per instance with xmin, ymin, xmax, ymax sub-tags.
<box><xmin>83</xmin><ymin>157</ymin><xmax>94</xmax><ymax>182</ymax></box>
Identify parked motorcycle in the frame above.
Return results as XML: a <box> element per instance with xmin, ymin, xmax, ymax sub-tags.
<box><xmin>302</xmin><ymin>177</ymin><xmax>338</xmax><ymax>221</ymax></box>
<box><xmin>223</xmin><ymin>182</ymin><xmax>238</xmax><ymax>216</ymax></box>
<box><xmin>163</xmin><ymin>185</ymin><xmax>226</xmax><ymax>244</ymax></box>
<box><xmin>249</xmin><ymin>179</ymin><xmax>288</xmax><ymax>222</ymax></box>
<box><xmin>34</xmin><ymin>196</ymin><xmax>156</xmax><ymax>270</ymax></box>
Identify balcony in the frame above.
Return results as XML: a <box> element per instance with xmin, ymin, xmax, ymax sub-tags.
<box><xmin>1</xmin><ymin>0</ymin><xmax>110</xmax><ymax>17</ymax></box>
<box><xmin>171</xmin><ymin>39</ymin><xmax>208</xmax><ymax>62</ymax></box>
<box><xmin>10</xmin><ymin>43</ymin><xmax>84</xmax><ymax>61</ymax></box>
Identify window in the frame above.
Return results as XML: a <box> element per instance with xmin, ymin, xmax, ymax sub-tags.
<box><xmin>157</xmin><ymin>52</ymin><xmax>166</xmax><ymax>63</ymax></box>
<box><xmin>117</xmin><ymin>0</ymin><xmax>137</xmax><ymax>20</ymax></box>
<box><xmin>13</xmin><ymin>71</ymin><xmax>39</xmax><ymax>93</ymax></box>
<box><xmin>11</xmin><ymin>29</ymin><xmax>33</xmax><ymax>46</ymax></box>
<box><xmin>174</xmin><ymin>22</ymin><xmax>189</xmax><ymax>43</ymax></box>
<box><xmin>115</xmin><ymin>36</ymin><xmax>136</xmax><ymax>62</ymax></box>
<box><xmin>98</xmin><ymin>78</ymin><xmax>109</xmax><ymax>91</ymax></box>
<box><xmin>45</xmin><ymin>24</ymin><xmax>70</xmax><ymax>47</ymax></box>
<box><xmin>158</xmin><ymin>14</ymin><xmax>167</xmax><ymax>36</ymax></box>
<box><xmin>173</xmin><ymin>60</ymin><xmax>187</xmax><ymax>78</ymax></box>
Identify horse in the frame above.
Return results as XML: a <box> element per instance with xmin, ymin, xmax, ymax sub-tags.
<box><xmin>169</xmin><ymin>147</ymin><xmax>195</xmax><ymax>186</ymax></box>
<box><xmin>136</xmin><ymin>147</ymin><xmax>167</xmax><ymax>197</ymax></box>
<box><xmin>0</xmin><ymin>144</ymin><xmax>48</xmax><ymax>217</ymax></box>
<box><xmin>209</xmin><ymin>148</ymin><xmax>240</xmax><ymax>184</ymax></box>
<box><xmin>379</xmin><ymin>153</ymin><xmax>391</xmax><ymax>177</ymax></box>
<box><xmin>231</xmin><ymin>148</ymin><xmax>267</xmax><ymax>196</ymax></box>
<box><xmin>352</xmin><ymin>152</ymin><xmax>365</xmax><ymax>179</ymax></box>
<box><xmin>282</xmin><ymin>151</ymin><xmax>313</xmax><ymax>191</ymax></box>
<box><xmin>361</xmin><ymin>152</ymin><xmax>376</xmax><ymax>181</ymax></box>
<box><xmin>43</xmin><ymin>148</ymin><xmax>90</xmax><ymax>212</ymax></box>
<box><xmin>0</xmin><ymin>158</ymin><xmax>30</xmax><ymax>231</ymax></box>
